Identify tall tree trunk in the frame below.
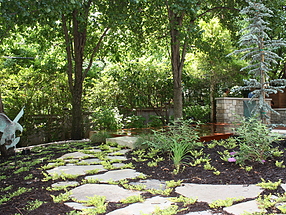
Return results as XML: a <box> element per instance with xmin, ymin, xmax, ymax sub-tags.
<box><xmin>71</xmin><ymin>85</ymin><xmax>83</xmax><ymax>139</ymax></box>
<box><xmin>210</xmin><ymin>70</ymin><xmax>216</xmax><ymax>123</ymax></box>
<box><xmin>62</xmin><ymin>6</ymin><xmax>108</xmax><ymax>139</ymax></box>
<box><xmin>168</xmin><ymin>9</ymin><xmax>187</xmax><ymax>120</ymax></box>
<box><xmin>70</xmin><ymin>9</ymin><xmax>85</xmax><ymax>140</ymax></box>
<box><xmin>260</xmin><ymin>39</ymin><xmax>266</xmax><ymax>123</ymax></box>
<box><xmin>62</xmin><ymin>10</ymin><xmax>86</xmax><ymax>140</ymax></box>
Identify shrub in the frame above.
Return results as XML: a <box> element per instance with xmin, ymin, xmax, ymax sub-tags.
<box><xmin>144</xmin><ymin>119</ymin><xmax>202</xmax><ymax>152</ymax></box>
<box><xmin>90</xmin><ymin>107</ymin><xmax>123</xmax><ymax>131</ymax></box>
<box><xmin>183</xmin><ymin>105</ymin><xmax>211</xmax><ymax>123</ymax></box>
<box><xmin>136</xmin><ymin>119</ymin><xmax>202</xmax><ymax>173</ymax></box>
<box><xmin>232</xmin><ymin>117</ymin><xmax>282</xmax><ymax>164</ymax></box>
<box><xmin>90</xmin><ymin>131</ymin><xmax>112</xmax><ymax>143</ymax></box>
<box><xmin>134</xmin><ymin>133</ymin><xmax>154</xmax><ymax>149</ymax></box>
<box><xmin>147</xmin><ymin>115</ymin><xmax>164</xmax><ymax>127</ymax></box>
<box><xmin>123</xmin><ymin>114</ymin><xmax>146</xmax><ymax>128</ymax></box>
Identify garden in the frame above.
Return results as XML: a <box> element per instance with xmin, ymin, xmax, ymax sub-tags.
<box><xmin>0</xmin><ymin>117</ymin><xmax>286</xmax><ymax>214</ymax></box>
<box><xmin>1</xmin><ymin>0</ymin><xmax>286</xmax><ymax>214</ymax></box>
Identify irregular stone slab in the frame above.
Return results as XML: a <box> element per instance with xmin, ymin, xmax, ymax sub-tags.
<box><xmin>276</xmin><ymin>202</ymin><xmax>286</xmax><ymax>211</ymax></box>
<box><xmin>59</xmin><ymin>152</ymin><xmax>93</xmax><ymax>160</ymax></box>
<box><xmin>281</xmin><ymin>184</ymin><xmax>286</xmax><ymax>192</ymax></box>
<box><xmin>85</xmin><ymin>169</ymin><xmax>143</xmax><ymax>182</ymax></box>
<box><xmin>70</xmin><ymin>184</ymin><xmax>142</xmax><ymax>202</ymax></box>
<box><xmin>183</xmin><ymin>211</ymin><xmax>223</xmax><ymax>215</ymax></box>
<box><xmin>106</xmin><ymin>196</ymin><xmax>172</xmax><ymax>215</ymax></box>
<box><xmin>175</xmin><ymin>183</ymin><xmax>263</xmax><ymax>203</ymax></box>
<box><xmin>65</xmin><ymin>202</ymin><xmax>93</xmax><ymax>210</ymax></box>
<box><xmin>106</xmin><ymin>155</ymin><xmax>127</xmax><ymax>161</ymax></box>
<box><xmin>88</xmin><ymin>149</ymin><xmax>102</xmax><ymax>153</ymax></box>
<box><xmin>78</xmin><ymin>158</ymin><xmax>101</xmax><ymax>164</ymax></box>
<box><xmin>51</xmin><ymin>181</ymin><xmax>79</xmax><ymax>188</ymax></box>
<box><xmin>224</xmin><ymin>200</ymin><xmax>266</xmax><ymax>214</ymax></box>
<box><xmin>106</xmin><ymin>136</ymin><xmax>138</xmax><ymax>149</ymax></box>
<box><xmin>130</xmin><ymin>179</ymin><xmax>166</xmax><ymax>190</ymax></box>
<box><xmin>112</xmin><ymin>163</ymin><xmax>126</xmax><ymax>168</ymax></box>
<box><xmin>47</xmin><ymin>165</ymin><xmax>106</xmax><ymax>176</ymax></box>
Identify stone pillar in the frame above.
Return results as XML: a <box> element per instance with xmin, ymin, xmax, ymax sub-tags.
<box><xmin>215</xmin><ymin>97</ymin><xmax>272</xmax><ymax>124</ymax></box>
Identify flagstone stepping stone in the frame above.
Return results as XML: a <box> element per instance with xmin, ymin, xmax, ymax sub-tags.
<box><xmin>78</xmin><ymin>158</ymin><xmax>101</xmax><ymax>164</ymax></box>
<box><xmin>85</xmin><ymin>169</ymin><xmax>144</xmax><ymax>182</ymax></box>
<box><xmin>106</xmin><ymin>155</ymin><xmax>127</xmax><ymax>161</ymax></box>
<box><xmin>112</xmin><ymin>163</ymin><xmax>126</xmax><ymax>168</ymax></box>
<box><xmin>64</xmin><ymin>202</ymin><xmax>93</xmax><ymax>210</ymax></box>
<box><xmin>183</xmin><ymin>210</ymin><xmax>223</xmax><ymax>215</ymax></box>
<box><xmin>69</xmin><ymin>184</ymin><xmax>142</xmax><ymax>202</ymax></box>
<box><xmin>59</xmin><ymin>152</ymin><xmax>93</xmax><ymax>160</ymax></box>
<box><xmin>281</xmin><ymin>183</ymin><xmax>286</xmax><ymax>192</ymax></box>
<box><xmin>175</xmin><ymin>183</ymin><xmax>263</xmax><ymax>204</ymax></box>
<box><xmin>51</xmin><ymin>181</ymin><xmax>79</xmax><ymax>188</ymax></box>
<box><xmin>106</xmin><ymin>196</ymin><xmax>172</xmax><ymax>215</ymax></box>
<box><xmin>47</xmin><ymin>165</ymin><xmax>106</xmax><ymax>176</ymax></box>
<box><xmin>274</xmin><ymin>194</ymin><xmax>286</xmax><ymax>212</ymax></box>
<box><xmin>88</xmin><ymin>149</ymin><xmax>102</xmax><ymax>153</ymax></box>
<box><xmin>224</xmin><ymin>200</ymin><xmax>266</xmax><ymax>215</ymax></box>
<box><xmin>130</xmin><ymin>179</ymin><xmax>166</xmax><ymax>190</ymax></box>
<box><xmin>106</xmin><ymin>136</ymin><xmax>138</xmax><ymax>149</ymax></box>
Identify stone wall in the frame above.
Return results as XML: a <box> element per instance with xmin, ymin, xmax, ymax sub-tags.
<box><xmin>271</xmin><ymin>108</ymin><xmax>286</xmax><ymax>125</ymax></box>
<box><xmin>216</xmin><ymin>97</ymin><xmax>272</xmax><ymax>124</ymax></box>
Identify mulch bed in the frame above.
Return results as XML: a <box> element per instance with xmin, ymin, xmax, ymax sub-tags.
<box><xmin>0</xmin><ymin>139</ymin><xmax>285</xmax><ymax>214</ymax></box>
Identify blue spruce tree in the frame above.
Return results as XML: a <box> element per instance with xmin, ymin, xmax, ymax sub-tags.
<box><xmin>228</xmin><ymin>0</ymin><xmax>286</xmax><ymax>123</ymax></box>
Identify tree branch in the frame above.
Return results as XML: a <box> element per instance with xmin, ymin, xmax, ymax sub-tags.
<box><xmin>196</xmin><ymin>6</ymin><xmax>239</xmax><ymax>20</ymax></box>
<box><xmin>83</xmin><ymin>27</ymin><xmax>110</xmax><ymax>80</ymax></box>
<box><xmin>62</xmin><ymin>14</ymin><xmax>74</xmax><ymax>93</ymax></box>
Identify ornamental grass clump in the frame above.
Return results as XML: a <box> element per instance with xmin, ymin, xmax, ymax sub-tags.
<box><xmin>233</xmin><ymin>117</ymin><xmax>282</xmax><ymax>165</ymax></box>
<box><xmin>135</xmin><ymin>119</ymin><xmax>202</xmax><ymax>173</ymax></box>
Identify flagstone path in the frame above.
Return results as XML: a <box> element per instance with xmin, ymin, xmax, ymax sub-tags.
<box><xmin>44</xmin><ymin>137</ymin><xmax>286</xmax><ymax>215</ymax></box>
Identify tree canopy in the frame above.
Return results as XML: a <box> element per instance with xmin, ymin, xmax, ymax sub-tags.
<box><xmin>1</xmin><ymin>0</ymin><xmax>286</xmax><ymax>143</ymax></box>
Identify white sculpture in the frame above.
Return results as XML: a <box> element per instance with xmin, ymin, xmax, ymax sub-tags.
<box><xmin>0</xmin><ymin>107</ymin><xmax>24</xmax><ymax>149</ymax></box>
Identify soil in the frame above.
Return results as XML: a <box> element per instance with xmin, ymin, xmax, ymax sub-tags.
<box><xmin>0</xmin><ymin>139</ymin><xmax>285</xmax><ymax>215</ymax></box>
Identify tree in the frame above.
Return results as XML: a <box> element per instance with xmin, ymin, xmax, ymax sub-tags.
<box><xmin>140</xmin><ymin>0</ymin><xmax>245</xmax><ymax>120</ymax></box>
<box><xmin>22</xmin><ymin>0</ymin><xmax>140</xmax><ymax>139</ymax></box>
<box><xmin>0</xmin><ymin>0</ymin><xmax>38</xmax><ymax>115</ymax></box>
<box><xmin>229</xmin><ymin>0</ymin><xmax>286</xmax><ymax>123</ymax></box>
<box><xmin>192</xmin><ymin>18</ymin><xmax>247</xmax><ymax>122</ymax></box>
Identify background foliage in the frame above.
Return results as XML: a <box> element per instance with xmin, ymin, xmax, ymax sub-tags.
<box><xmin>0</xmin><ymin>0</ymin><xmax>286</xmax><ymax>145</ymax></box>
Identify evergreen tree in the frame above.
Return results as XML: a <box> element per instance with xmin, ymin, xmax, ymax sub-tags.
<box><xmin>228</xmin><ymin>0</ymin><xmax>286</xmax><ymax>123</ymax></box>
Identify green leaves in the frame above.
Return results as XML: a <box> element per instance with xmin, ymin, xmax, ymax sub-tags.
<box><xmin>232</xmin><ymin>117</ymin><xmax>282</xmax><ymax>164</ymax></box>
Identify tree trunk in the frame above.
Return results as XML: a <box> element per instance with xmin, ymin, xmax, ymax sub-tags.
<box><xmin>260</xmin><ymin>39</ymin><xmax>266</xmax><ymax>123</ymax></box>
<box><xmin>210</xmin><ymin>72</ymin><xmax>215</xmax><ymax>123</ymax></box>
<box><xmin>71</xmin><ymin>86</ymin><xmax>83</xmax><ymax>139</ymax></box>
<box><xmin>168</xmin><ymin>9</ymin><xmax>186</xmax><ymax>120</ymax></box>
<box><xmin>62</xmin><ymin>6</ymin><xmax>109</xmax><ymax>139</ymax></box>
<box><xmin>71</xmin><ymin>10</ymin><xmax>85</xmax><ymax>140</ymax></box>
<box><xmin>62</xmin><ymin>9</ymin><xmax>87</xmax><ymax>140</ymax></box>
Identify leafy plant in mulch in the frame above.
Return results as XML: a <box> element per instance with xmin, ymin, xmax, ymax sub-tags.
<box><xmin>224</xmin><ymin>117</ymin><xmax>283</xmax><ymax>165</ymax></box>
<box><xmin>135</xmin><ymin>119</ymin><xmax>202</xmax><ymax>174</ymax></box>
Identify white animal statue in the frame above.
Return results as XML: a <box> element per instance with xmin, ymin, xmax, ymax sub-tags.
<box><xmin>0</xmin><ymin>107</ymin><xmax>24</xmax><ymax>149</ymax></box>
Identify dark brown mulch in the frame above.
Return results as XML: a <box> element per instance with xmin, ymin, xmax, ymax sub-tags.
<box><xmin>0</xmin><ymin>139</ymin><xmax>285</xmax><ymax>215</ymax></box>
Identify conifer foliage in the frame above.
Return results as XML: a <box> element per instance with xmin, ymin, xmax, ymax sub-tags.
<box><xmin>229</xmin><ymin>0</ymin><xmax>286</xmax><ymax>122</ymax></box>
